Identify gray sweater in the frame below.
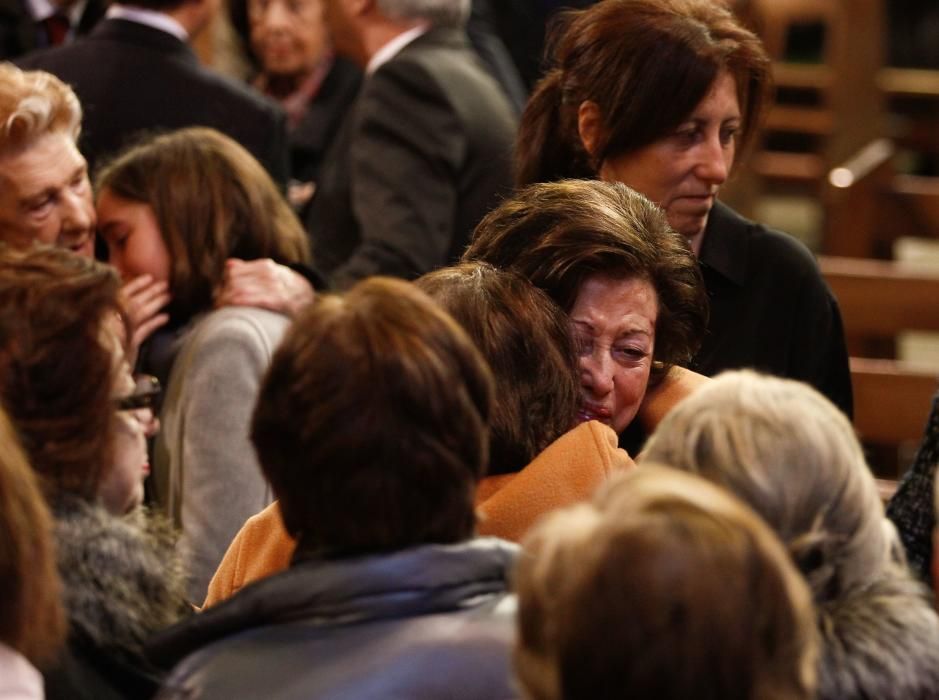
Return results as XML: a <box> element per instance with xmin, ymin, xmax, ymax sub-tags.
<box><xmin>154</xmin><ymin>307</ymin><xmax>289</xmax><ymax>603</ymax></box>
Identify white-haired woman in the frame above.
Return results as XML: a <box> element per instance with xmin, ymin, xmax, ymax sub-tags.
<box><xmin>641</xmin><ymin>370</ymin><xmax>939</xmax><ymax>700</ymax></box>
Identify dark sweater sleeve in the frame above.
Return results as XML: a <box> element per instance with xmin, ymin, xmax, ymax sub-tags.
<box><xmin>887</xmin><ymin>393</ymin><xmax>939</xmax><ymax>582</ymax></box>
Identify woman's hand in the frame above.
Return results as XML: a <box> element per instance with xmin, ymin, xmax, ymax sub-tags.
<box><xmin>214</xmin><ymin>259</ymin><xmax>315</xmax><ymax>318</ymax></box>
<box><xmin>120</xmin><ymin>274</ymin><xmax>171</xmax><ymax>361</ymax></box>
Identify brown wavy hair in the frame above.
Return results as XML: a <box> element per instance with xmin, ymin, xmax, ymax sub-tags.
<box><xmin>251</xmin><ymin>277</ymin><xmax>493</xmax><ymax>554</ymax></box>
<box><xmin>464</xmin><ymin>179</ymin><xmax>707</xmax><ymax>385</ymax></box>
<box><xmin>417</xmin><ymin>262</ymin><xmax>579</xmax><ymax>474</ymax></box>
<box><xmin>0</xmin><ymin>244</ymin><xmax>122</xmax><ymax>501</ymax></box>
<box><xmin>96</xmin><ymin>127</ymin><xmax>311</xmax><ymax>323</ymax></box>
<box><xmin>0</xmin><ymin>407</ymin><xmax>66</xmax><ymax>666</ymax></box>
<box><xmin>516</xmin><ymin>0</ymin><xmax>770</xmax><ymax>186</ymax></box>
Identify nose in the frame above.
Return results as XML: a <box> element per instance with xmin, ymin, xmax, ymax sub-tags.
<box><xmin>580</xmin><ymin>351</ymin><xmax>614</xmax><ymax>398</ymax></box>
<box><xmin>134</xmin><ymin>407</ymin><xmax>160</xmax><ymax>439</ymax></box>
<box><xmin>61</xmin><ymin>187</ymin><xmax>95</xmax><ymax>237</ymax></box>
<box><xmin>695</xmin><ymin>134</ymin><xmax>730</xmax><ymax>187</ymax></box>
<box><xmin>262</xmin><ymin>0</ymin><xmax>290</xmax><ymax>28</ymax></box>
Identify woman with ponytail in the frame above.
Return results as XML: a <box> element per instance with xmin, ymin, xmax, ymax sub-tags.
<box><xmin>516</xmin><ymin>0</ymin><xmax>853</xmax><ymax>418</ymax></box>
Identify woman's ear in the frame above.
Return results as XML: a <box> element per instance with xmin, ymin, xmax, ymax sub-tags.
<box><xmin>577</xmin><ymin>100</ymin><xmax>603</xmax><ymax>159</ymax></box>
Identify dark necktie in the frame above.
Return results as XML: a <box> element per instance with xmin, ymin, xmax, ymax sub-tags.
<box><xmin>42</xmin><ymin>13</ymin><xmax>70</xmax><ymax>47</ymax></box>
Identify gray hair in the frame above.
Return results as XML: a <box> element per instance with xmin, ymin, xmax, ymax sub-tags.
<box><xmin>640</xmin><ymin>370</ymin><xmax>894</xmax><ymax>602</ymax></box>
<box><xmin>375</xmin><ymin>0</ymin><xmax>469</xmax><ymax>27</ymax></box>
<box><xmin>816</xmin><ymin>572</ymin><xmax>939</xmax><ymax>700</ymax></box>
<box><xmin>0</xmin><ymin>63</ymin><xmax>81</xmax><ymax>154</ymax></box>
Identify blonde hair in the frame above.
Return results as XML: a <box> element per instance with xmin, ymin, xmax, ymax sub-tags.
<box><xmin>641</xmin><ymin>370</ymin><xmax>892</xmax><ymax>600</ymax></box>
<box><xmin>0</xmin><ymin>407</ymin><xmax>66</xmax><ymax>666</ymax></box>
<box><xmin>515</xmin><ymin>465</ymin><xmax>818</xmax><ymax>700</ymax></box>
<box><xmin>0</xmin><ymin>63</ymin><xmax>81</xmax><ymax>155</ymax></box>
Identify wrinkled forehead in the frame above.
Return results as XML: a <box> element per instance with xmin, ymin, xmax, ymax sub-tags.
<box><xmin>0</xmin><ymin>129</ymin><xmax>87</xmax><ymax>196</ymax></box>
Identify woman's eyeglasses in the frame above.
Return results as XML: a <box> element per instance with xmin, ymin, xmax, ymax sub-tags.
<box><xmin>114</xmin><ymin>375</ymin><xmax>161</xmax><ymax>412</ymax></box>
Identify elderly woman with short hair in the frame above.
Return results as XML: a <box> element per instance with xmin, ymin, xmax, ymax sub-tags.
<box><xmin>464</xmin><ymin>178</ymin><xmax>708</xmax><ymax>453</ymax></box>
<box><xmin>642</xmin><ymin>370</ymin><xmax>939</xmax><ymax>700</ymax></box>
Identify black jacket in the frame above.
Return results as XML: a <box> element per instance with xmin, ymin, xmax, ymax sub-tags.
<box><xmin>306</xmin><ymin>28</ymin><xmax>517</xmax><ymax>289</ymax></box>
<box><xmin>0</xmin><ymin>0</ymin><xmax>105</xmax><ymax>59</ymax></box>
<box><xmin>18</xmin><ymin>18</ymin><xmax>289</xmax><ymax>185</ymax></box>
<box><xmin>149</xmin><ymin>540</ymin><xmax>519</xmax><ymax>700</ymax></box>
<box><xmin>287</xmin><ymin>56</ymin><xmax>361</xmax><ymax>186</ymax></box>
<box><xmin>693</xmin><ymin>201</ymin><xmax>854</xmax><ymax>417</ymax></box>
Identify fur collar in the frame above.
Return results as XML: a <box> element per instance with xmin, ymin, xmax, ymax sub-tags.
<box><xmin>817</xmin><ymin>571</ymin><xmax>939</xmax><ymax>700</ymax></box>
<box><xmin>53</xmin><ymin>496</ymin><xmax>190</xmax><ymax>659</ymax></box>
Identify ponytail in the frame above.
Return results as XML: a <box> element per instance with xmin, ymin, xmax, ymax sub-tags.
<box><xmin>515</xmin><ymin>70</ymin><xmax>594</xmax><ymax>187</ymax></box>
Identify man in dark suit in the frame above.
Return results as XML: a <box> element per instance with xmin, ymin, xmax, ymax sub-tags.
<box><xmin>18</xmin><ymin>0</ymin><xmax>289</xmax><ymax>185</ymax></box>
<box><xmin>307</xmin><ymin>0</ymin><xmax>517</xmax><ymax>289</ymax></box>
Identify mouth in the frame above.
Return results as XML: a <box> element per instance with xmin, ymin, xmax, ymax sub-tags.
<box><xmin>141</xmin><ymin>462</ymin><xmax>151</xmax><ymax>476</ymax></box>
<box><xmin>578</xmin><ymin>403</ymin><xmax>612</xmax><ymax>425</ymax></box>
<box><xmin>62</xmin><ymin>234</ymin><xmax>94</xmax><ymax>256</ymax></box>
<box><xmin>678</xmin><ymin>192</ymin><xmax>715</xmax><ymax>203</ymax></box>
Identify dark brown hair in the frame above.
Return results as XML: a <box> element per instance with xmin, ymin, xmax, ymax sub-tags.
<box><xmin>417</xmin><ymin>262</ymin><xmax>579</xmax><ymax>475</ymax></box>
<box><xmin>0</xmin><ymin>244</ymin><xmax>122</xmax><ymax>501</ymax></box>
<box><xmin>515</xmin><ymin>466</ymin><xmax>818</xmax><ymax>700</ymax></box>
<box><xmin>96</xmin><ymin>127</ymin><xmax>310</xmax><ymax>322</ymax></box>
<box><xmin>516</xmin><ymin>0</ymin><xmax>771</xmax><ymax>186</ymax></box>
<box><xmin>0</xmin><ymin>407</ymin><xmax>66</xmax><ymax>666</ymax></box>
<box><xmin>251</xmin><ymin>276</ymin><xmax>493</xmax><ymax>555</ymax></box>
<box><xmin>464</xmin><ymin>179</ymin><xmax>707</xmax><ymax>384</ymax></box>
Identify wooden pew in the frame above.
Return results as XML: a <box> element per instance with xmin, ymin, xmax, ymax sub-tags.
<box><xmin>819</xmin><ymin>255</ymin><xmax>939</xmax><ymax>354</ymax></box>
<box><xmin>820</xmin><ymin>256</ymin><xmax>939</xmax><ymax>476</ymax></box>
<box><xmin>824</xmin><ymin>139</ymin><xmax>939</xmax><ymax>258</ymax></box>
<box><xmin>722</xmin><ymin>0</ymin><xmax>886</xmax><ymax>215</ymax></box>
<box><xmin>877</xmin><ymin>67</ymin><xmax>939</xmax><ymax>165</ymax></box>
<box><xmin>851</xmin><ymin>358</ymin><xmax>938</xmax><ymax>446</ymax></box>
<box><xmin>850</xmin><ymin>357</ymin><xmax>937</xmax><ymax>478</ymax></box>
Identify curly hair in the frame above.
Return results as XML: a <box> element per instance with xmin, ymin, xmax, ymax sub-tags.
<box><xmin>464</xmin><ymin>179</ymin><xmax>707</xmax><ymax>385</ymax></box>
<box><xmin>0</xmin><ymin>63</ymin><xmax>81</xmax><ymax>155</ymax></box>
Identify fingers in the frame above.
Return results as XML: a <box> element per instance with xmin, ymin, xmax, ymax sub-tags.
<box><xmin>279</xmin><ymin>268</ymin><xmax>315</xmax><ymax>316</ymax></box>
<box><xmin>121</xmin><ymin>275</ymin><xmax>171</xmax><ymax>356</ymax></box>
<box><xmin>216</xmin><ymin>258</ymin><xmax>314</xmax><ymax>317</ymax></box>
<box><xmin>121</xmin><ymin>275</ymin><xmax>171</xmax><ymax>323</ymax></box>
<box><xmin>131</xmin><ymin>311</ymin><xmax>170</xmax><ymax>350</ymax></box>
<box><xmin>121</xmin><ymin>273</ymin><xmax>156</xmax><ymax>297</ymax></box>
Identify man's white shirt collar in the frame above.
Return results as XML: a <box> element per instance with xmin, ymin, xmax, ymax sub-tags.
<box><xmin>106</xmin><ymin>4</ymin><xmax>188</xmax><ymax>41</ymax></box>
<box><xmin>366</xmin><ymin>23</ymin><xmax>428</xmax><ymax>75</ymax></box>
<box><xmin>26</xmin><ymin>0</ymin><xmax>88</xmax><ymax>30</ymax></box>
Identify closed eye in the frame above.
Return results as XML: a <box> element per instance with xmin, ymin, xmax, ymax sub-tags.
<box><xmin>25</xmin><ymin>195</ymin><xmax>55</xmax><ymax>217</ymax></box>
<box><xmin>613</xmin><ymin>345</ymin><xmax>649</xmax><ymax>364</ymax></box>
